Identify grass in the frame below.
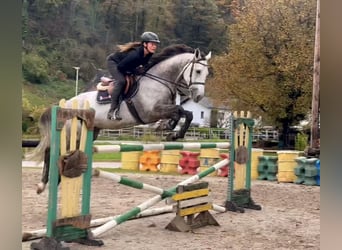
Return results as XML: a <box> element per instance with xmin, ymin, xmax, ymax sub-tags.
<box><xmin>23</xmin><ymin>81</ymin><xmax>77</xmax><ymax>107</ymax></box>
<box><xmin>92</xmin><ymin>152</ymin><xmax>121</xmax><ymax>162</ymax></box>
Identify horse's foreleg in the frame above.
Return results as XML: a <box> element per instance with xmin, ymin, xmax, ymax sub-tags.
<box><xmin>93</xmin><ymin>127</ymin><xmax>100</xmax><ymax>141</ymax></box>
<box><xmin>36</xmin><ymin>147</ymin><xmax>50</xmax><ymax>194</ymax></box>
<box><xmin>155</xmin><ymin>104</ymin><xmax>192</xmax><ymax>141</ymax></box>
<box><xmin>176</xmin><ymin>110</ymin><xmax>193</xmax><ymax>139</ymax></box>
<box><xmin>166</xmin><ymin>118</ymin><xmax>179</xmax><ymax>131</ymax></box>
<box><xmin>165</xmin><ymin>106</ymin><xmax>193</xmax><ymax>141</ymax></box>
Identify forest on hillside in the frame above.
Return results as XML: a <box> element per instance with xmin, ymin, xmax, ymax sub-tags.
<box><xmin>22</xmin><ymin>0</ymin><xmax>318</xmax><ymax>148</ymax></box>
<box><xmin>22</xmin><ymin>0</ymin><xmax>230</xmax><ymax>84</ymax></box>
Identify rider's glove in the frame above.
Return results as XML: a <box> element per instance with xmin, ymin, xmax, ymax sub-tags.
<box><xmin>134</xmin><ymin>65</ymin><xmax>145</xmax><ymax>75</ymax></box>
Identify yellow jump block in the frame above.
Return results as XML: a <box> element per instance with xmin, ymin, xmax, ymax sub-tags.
<box><xmin>178</xmin><ymin>203</ymin><xmax>213</xmax><ymax>217</ymax></box>
<box><xmin>172</xmin><ymin>188</ymin><xmax>209</xmax><ymax>201</ymax></box>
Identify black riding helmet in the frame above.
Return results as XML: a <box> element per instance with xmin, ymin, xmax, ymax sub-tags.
<box><xmin>141</xmin><ymin>31</ymin><xmax>160</xmax><ymax>44</ymax></box>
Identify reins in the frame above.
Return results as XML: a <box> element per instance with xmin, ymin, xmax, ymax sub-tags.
<box><xmin>142</xmin><ymin>57</ymin><xmax>208</xmax><ymax>96</ymax></box>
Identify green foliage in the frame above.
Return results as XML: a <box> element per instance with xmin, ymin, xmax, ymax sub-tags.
<box><xmin>173</xmin><ymin>0</ymin><xmax>228</xmax><ymax>53</ymax></box>
<box><xmin>22</xmin><ymin>89</ymin><xmax>47</xmax><ymax>133</ymax></box>
<box><xmin>208</xmin><ymin>0</ymin><xmax>316</xmax><ymax>141</ymax></box>
<box><xmin>23</xmin><ymin>80</ymin><xmax>76</xmax><ymax>105</ymax></box>
<box><xmin>21</xmin><ymin>0</ymin><xmax>318</xmax><ymax>149</ymax></box>
<box><xmin>22</xmin><ymin>0</ymin><xmax>230</xmax><ymax>87</ymax></box>
<box><xmin>295</xmin><ymin>132</ymin><xmax>308</xmax><ymax>151</ymax></box>
<box><xmin>22</xmin><ymin>79</ymin><xmax>83</xmax><ymax>135</ymax></box>
<box><xmin>22</xmin><ymin>52</ymin><xmax>49</xmax><ymax>84</ymax></box>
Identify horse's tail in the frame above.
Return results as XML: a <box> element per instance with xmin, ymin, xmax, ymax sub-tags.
<box><xmin>25</xmin><ymin>107</ymin><xmax>52</xmax><ymax>162</ymax></box>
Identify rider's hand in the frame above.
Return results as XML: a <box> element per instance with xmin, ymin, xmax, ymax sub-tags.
<box><xmin>134</xmin><ymin>66</ymin><xmax>145</xmax><ymax>75</ymax></box>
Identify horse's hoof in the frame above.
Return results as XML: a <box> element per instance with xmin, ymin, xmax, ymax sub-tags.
<box><xmin>154</xmin><ymin>121</ymin><xmax>168</xmax><ymax>131</ymax></box>
<box><xmin>36</xmin><ymin>183</ymin><xmax>45</xmax><ymax>194</ymax></box>
<box><xmin>165</xmin><ymin>133</ymin><xmax>172</xmax><ymax>141</ymax></box>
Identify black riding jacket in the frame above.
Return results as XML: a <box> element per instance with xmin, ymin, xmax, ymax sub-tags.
<box><xmin>107</xmin><ymin>45</ymin><xmax>153</xmax><ymax>75</ymax></box>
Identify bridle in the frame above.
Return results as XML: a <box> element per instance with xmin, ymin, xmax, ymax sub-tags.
<box><xmin>175</xmin><ymin>58</ymin><xmax>208</xmax><ymax>87</ymax></box>
<box><xmin>143</xmin><ymin>57</ymin><xmax>209</xmax><ymax>96</ymax></box>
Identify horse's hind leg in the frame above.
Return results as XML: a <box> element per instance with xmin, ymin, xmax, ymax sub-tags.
<box><xmin>37</xmin><ymin>147</ymin><xmax>61</xmax><ymax>194</ymax></box>
<box><xmin>35</xmin><ymin>128</ymin><xmax>100</xmax><ymax>195</ymax></box>
<box><xmin>36</xmin><ymin>148</ymin><xmax>50</xmax><ymax>194</ymax></box>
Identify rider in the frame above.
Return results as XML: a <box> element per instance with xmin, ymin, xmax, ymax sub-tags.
<box><xmin>106</xmin><ymin>31</ymin><xmax>160</xmax><ymax>120</ymax></box>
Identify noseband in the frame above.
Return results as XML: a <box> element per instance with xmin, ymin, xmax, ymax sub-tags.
<box><xmin>175</xmin><ymin>57</ymin><xmax>208</xmax><ymax>97</ymax></box>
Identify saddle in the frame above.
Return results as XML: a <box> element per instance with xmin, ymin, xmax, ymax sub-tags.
<box><xmin>96</xmin><ymin>75</ymin><xmax>145</xmax><ymax>124</ymax></box>
<box><xmin>96</xmin><ymin>75</ymin><xmax>136</xmax><ymax>104</ymax></box>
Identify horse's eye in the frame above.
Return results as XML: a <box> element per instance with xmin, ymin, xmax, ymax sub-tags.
<box><xmin>196</xmin><ymin>70</ymin><xmax>201</xmax><ymax>74</ymax></box>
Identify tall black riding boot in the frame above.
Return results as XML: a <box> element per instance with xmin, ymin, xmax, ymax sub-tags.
<box><xmin>107</xmin><ymin>81</ymin><xmax>125</xmax><ymax>120</ymax></box>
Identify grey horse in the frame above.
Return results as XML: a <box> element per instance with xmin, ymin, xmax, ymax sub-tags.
<box><xmin>26</xmin><ymin>44</ymin><xmax>212</xmax><ymax>194</ymax></box>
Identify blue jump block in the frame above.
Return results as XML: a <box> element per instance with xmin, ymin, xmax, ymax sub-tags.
<box><xmin>315</xmin><ymin>160</ymin><xmax>320</xmax><ymax>186</ymax></box>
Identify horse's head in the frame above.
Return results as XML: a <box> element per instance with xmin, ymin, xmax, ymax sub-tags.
<box><xmin>182</xmin><ymin>48</ymin><xmax>212</xmax><ymax>103</ymax></box>
<box><xmin>146</xmin><ymin>44</ymin><xmax>211</xmax><ymax>103</ymax></box>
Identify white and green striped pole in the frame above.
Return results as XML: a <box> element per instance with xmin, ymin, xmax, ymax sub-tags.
<box><xmin>94</xmin><ymin>142</ymin><xmax>230</xmax><ymax>153</ymax></box>
<box><xmin>93</xmin><ymin>169</ymin><xmax>174</xmax><ymax>197</ymax></box>
<box><xmin>89</xmin><ymin>158</ymin><xmax>229</xmax><ymax>238</ymax></box>
<box><xmin>22</xmin><ymin>206</ymin><xmax>174</xmax><ymax>241</ymax></box>
<box><xmin>94</xmin><ymin>169</ymin><xmax>226</xmax><ymax>213</ymax></box>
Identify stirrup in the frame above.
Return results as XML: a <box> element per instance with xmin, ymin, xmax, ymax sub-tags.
<box><xmin>107</xmin><ymin>109</ymin><xmax>122</xmax><ymax>120</ymax></box>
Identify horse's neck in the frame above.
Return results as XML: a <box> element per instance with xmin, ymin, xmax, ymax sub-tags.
<box><xmin>148</xmin><ymin>53</ymin><xmax>193</xmax><ymax>83</ymax></box>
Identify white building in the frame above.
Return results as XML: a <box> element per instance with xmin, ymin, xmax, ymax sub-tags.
<box><xmin>178</xmin><ymin>95</ymin><xmax>231</xmax><ymax>128</ymax></box>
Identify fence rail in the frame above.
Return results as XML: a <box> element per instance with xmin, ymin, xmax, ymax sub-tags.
<box><xmin>99</xmin><ymin>127</ymin><xmax>279</xmax><ymax>142</ymax></box>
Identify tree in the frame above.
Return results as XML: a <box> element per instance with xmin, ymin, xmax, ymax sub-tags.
<box><xmin>208</xmin><ymin>0</ymin><xmax>316</xmax><ymax>148</ymax></box>
<box><xmin>102</xmin><ymin>0</ymin><xmax>176</xmax><ymax>45</ymax></box>
<box><xmin>173</xmin><ymin>0</ymin><xmax>228</xmax><ymax>53</ymax></box>
<box><xmin>310</xmin><ymin>0</ymin><xmax>320</xmax><ymax>150</ymax></box>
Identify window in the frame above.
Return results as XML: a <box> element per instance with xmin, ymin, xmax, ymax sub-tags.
<box><xmin>201</xmin><ymin>111</ymin><xmax>204</xmax><ymax>119</ymax></box>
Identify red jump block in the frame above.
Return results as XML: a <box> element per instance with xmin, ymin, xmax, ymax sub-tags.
<box><xmin>218</xmin><ymin>153</ymin><xmax>230</xmax><ymax>177</ymax></box>
<box><xmin>179</xmin><ymin>151</ymin><xmax>200</xmax><ymax>175</ymax></box>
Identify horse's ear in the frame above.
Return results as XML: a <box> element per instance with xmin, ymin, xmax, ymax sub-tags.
<box><xmin>194</xmin><ymin>48</ymin><xmax>201</xmax><ymax>60</ymax></box>
<box><xmin>205</xmin><ymin>51</ymin><xmax>212</xmax><ymax>61</ymax></box>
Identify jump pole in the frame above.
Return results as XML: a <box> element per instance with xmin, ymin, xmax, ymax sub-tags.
<box><xmin>23</xmin><ymin>149</ymin><xmax>229</xmax><ymax>241</ymax></box>
<box><xmin>89</xmin><ymin>158</ymin><xmax>229</xmax><ymax>238</ymax></box>
<box><xmin>93</xmin><ymin>169</ymin><xmax>227</xmax><ymax>213</ymax></box>
<box><xmin>94</xmin><ymin>142</ymin><xmax>230</xmax><ymax>153</ymax></box>
<box><xmin>93</xmin><ymin>169</ymin><xmax>174</xmax><ymax>197</ymax></box>
<box><xmin>22</xmin><ymin>206</ymin><xmax>173</xmax><ymax>242</ymax></box>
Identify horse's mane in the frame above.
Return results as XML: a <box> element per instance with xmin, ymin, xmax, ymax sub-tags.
<box><xmin>147</xmin><ymin>44</ymin><xmax>196</xmax><ymax>69</ymax></box>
